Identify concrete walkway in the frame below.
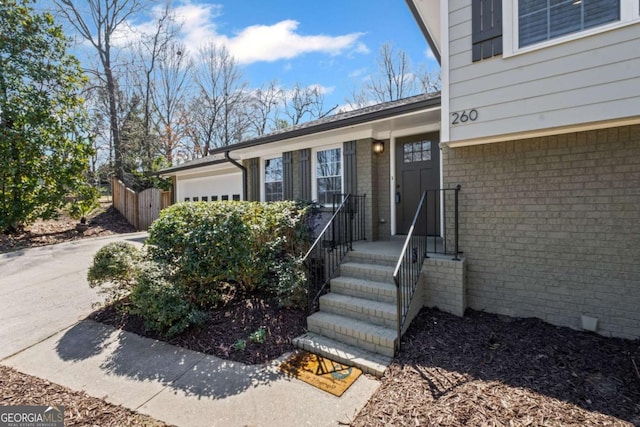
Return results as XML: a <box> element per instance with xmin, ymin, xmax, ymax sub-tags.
<box><xmin>0</xmin><ymin>234</ymin><xmax>379</xmax><ymax>426</ymax></box>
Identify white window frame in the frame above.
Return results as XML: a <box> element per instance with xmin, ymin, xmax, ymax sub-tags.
<box><xmin>260</xmin><ymin>154</ymin><xmax>284</xmax><ymax>202</ymax></box>
<box><xmin>311</xmin><ymin>145</ymin><xmax>344</xmax><ymax>207</ymax></box>
<box><xmin>503</xmin><ymin>0</ymin><xmax>640</xmax><ymax>57</ymax></box>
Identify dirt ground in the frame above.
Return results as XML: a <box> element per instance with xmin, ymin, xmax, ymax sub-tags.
<box><xmin>89</xmin><ymin>290</ymin><xmax>307</xmax><ymax>365</ymax></box>
<box><xmin>0</xmin><ymin>198</ymin><xmax>137</xmax><ymax>254</ymax></box>
<box><xmin>0</xmin><ymin>365</ymin><xmax>170</xmax><ymax>427</ymax></box>
<box><xmin>353</xmin><ymin>308</ymin><xmax>640</xmax><ymax>427</ymax></box>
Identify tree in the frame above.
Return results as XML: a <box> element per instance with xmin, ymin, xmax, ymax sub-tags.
<box><xmin>347</xmin><ymin>42</ymin><xmax>440</xmax><ymax>108</ymax></box>
<box><xmin>283</xmin><ymin>83</ymin><xmax>331</xmax><ymax>126</ymax></box>
<box><xmin>0</xmin><ymin>0</ymin><xmax>94</xmax><ymax>233</ymax></box>
<box><xmin>192</xmin><ymin>43</ymin><xmax>250</xmax><ymax>150</ymax></box>
<box><xmin>55</xmin><ymin>0</ymin><xmax>143</xmax><ymax>180</ymax></box>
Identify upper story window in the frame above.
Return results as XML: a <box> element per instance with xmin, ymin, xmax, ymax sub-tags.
<box><xmin>315</xmin><ymin>147</ymin><xmax>342</xmax><ymax>205</ymax></box>
<box><xmin>264</xmin><ymin>157</ymin><xmax>283</xmax><ymax>202</ymax></box>
<box><xmin>519</xmin><ymin>0</ymin><xmax>620</xmax><ymax>48</ymax></box>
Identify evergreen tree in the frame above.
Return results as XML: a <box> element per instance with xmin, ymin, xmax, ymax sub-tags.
<box><xmin>0</xmin><ymin>0</ymin><xmax>94</xmax><ymax>233</ymax></box>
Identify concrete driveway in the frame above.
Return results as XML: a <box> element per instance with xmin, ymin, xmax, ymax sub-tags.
<box><xmin>0</xmin><ymin>232</ymin><xmax>148</xmax><ymax>360</ymax></box>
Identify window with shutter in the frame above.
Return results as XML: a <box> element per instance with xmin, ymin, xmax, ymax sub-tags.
<box><xmin>472</xmin><ymin>0</ymin><xmax>503</xmax><ymax>61</ymax></box>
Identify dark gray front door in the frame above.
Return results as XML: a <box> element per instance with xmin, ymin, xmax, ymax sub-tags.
<box><xmin>395</xmin><ymin>132</ymin><xmax>440</xmax><ymax>235</ymax></box>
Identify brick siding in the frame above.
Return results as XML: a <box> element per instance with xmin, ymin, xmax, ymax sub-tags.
<box><xmin>442</xmin><ymin>125</ymin><xmax>640</xmax><ymax>339</ymax></box>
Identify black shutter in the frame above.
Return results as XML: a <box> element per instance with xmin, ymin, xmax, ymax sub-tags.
<box><xmin>248</xmin><ymin>157</ymin><xmax>260</xmax><ymax>201</ymax></box>
<box><xmin>472</xmin><ymin>0</ymin><xmax>503</xmax><ymax>62</ymax></box>
<box><xmin>282</xmin><ymin>151</ymin><xmax>293</xmax><ymax>200</ymax></box>
<box><xmin>343</xmin><ymin>141</ymin><xmax>357</xmax><ymax>196</ymax></box>
<box><xmin>298</xmin><ymin>148</ymin><xmax>312</xmax><ymax>201</ymax></box>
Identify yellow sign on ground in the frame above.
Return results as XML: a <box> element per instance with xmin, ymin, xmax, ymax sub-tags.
<box><xmin>279</xmin><ymin>351</ymin><xmax>362</xmax><ymax>397</ymax></box>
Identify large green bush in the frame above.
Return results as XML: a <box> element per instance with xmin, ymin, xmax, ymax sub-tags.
<box><xmin>146</xmin><ymin>201</ymin><xmax>313</xmax><ymax>306</ymax></box>
<box><xmin>88</xmin><ymin>201</ymin><xmax>315</xmax><ymax>336</ymax></box>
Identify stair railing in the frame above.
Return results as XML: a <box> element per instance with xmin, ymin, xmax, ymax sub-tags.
<box><xmin>302</xmin><ymin>193</ymin><xmax>366</xmax><ymax>313</ymax></box>
<box><xmin>393</xmin><ymin>185</ymin><xmax>461</xmax><ymax>352</ymax></box>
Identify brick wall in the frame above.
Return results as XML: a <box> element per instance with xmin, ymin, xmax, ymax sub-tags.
<box><xmin>422</xmin><ymin>256</ymin><xmax>466</xmax><ymax>317</ymax></box>
<box><xmin>356</xmin><ymin>139</ymin><xmax>375</xmax><ymax>240</ymax></box>
<box><xmin>442</xmin><ymin>125</ymin><xmax>640</xmax><ymax>339</ymax></box>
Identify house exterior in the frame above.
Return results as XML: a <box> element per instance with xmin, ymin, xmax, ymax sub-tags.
<box><xmin>161</xmin><ymin>94</ymin><xmax>443</xmax><ymax>242</ymax></box>
<box><xmin>158</xmin><ymin>1</ymin><xmax>640</xmax><ymax>369</ymax></box>
<box><xmin>407</xmin><ymin>0</ymin><xmax>640</xmax><ymax>339</ymax></box>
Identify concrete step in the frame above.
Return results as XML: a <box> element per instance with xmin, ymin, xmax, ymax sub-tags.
<box><xmin>319</xmin><ymin>293</ymin><xmax>397</xmax><ymax>329</ymax></box>
<box><xmin>345</xmin><ymin>250</ymin><xmax>397</xmax><ymax>267</ymax></box>
<box><xmin>293</xmin><ymin>332</ymin><xmax>392</xmax><ymax>377</ymax></box>
<box><xmin>330</xmin><ymin>276</ymin><xmax>397</xmax><ymax>304</ymax></box>
<box><xmin>339</xmin><ymin>262</ymin><xmax>395</xmax><ymax>283</ymax></box>
<box><xmin>307</xmin><ymin>312</ymin><xmax>396</xmax><ymax>357</ymax></box>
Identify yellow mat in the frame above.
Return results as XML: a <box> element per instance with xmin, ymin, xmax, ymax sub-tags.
<box><xmin>279</xmin><ymin>351</ymin><xmax>362</xmax><ymax>397</ymax></box>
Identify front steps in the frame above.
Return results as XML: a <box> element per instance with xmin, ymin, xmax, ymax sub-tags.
<box><xmin>293</xmin><ymin>250</ymin><xmax>399</xmax><ymax>376</ymax></box>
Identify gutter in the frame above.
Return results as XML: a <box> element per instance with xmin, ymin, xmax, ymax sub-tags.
<box><xmin>225</xmin><ymin>151</ymin><xmax>248</xmax><ymax>201</ymax></box>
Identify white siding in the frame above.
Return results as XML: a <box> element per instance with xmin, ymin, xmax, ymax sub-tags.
<box><xmin>447</xmin><ymin>2</ymin><xmax>640</xmax><ymax>144</ymax></box>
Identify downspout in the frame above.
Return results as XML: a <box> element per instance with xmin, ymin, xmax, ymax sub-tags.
<box><xmin>225</xmin><ymin>151</ymin><xmax>248</xmax><ymax>201</ymax></box>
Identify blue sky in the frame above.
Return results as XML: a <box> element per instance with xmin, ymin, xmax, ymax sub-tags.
<box><xmin>43</xmin><ymin>0</ymin><xmax>439</xmax><ymax>111</ymax></box>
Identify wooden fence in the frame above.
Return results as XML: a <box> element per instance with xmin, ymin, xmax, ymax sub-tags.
<box><xmin>112</xmin><ymin>178</ymin><xmax>172</xmax><ymax>230</ymax></box>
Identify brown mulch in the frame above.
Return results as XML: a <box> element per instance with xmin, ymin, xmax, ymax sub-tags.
<box><xmin>0</xmin><ymin>198</ymin><xmax>137</xmax><ymax>254</ymax></box>
<box><xmin>0</xmin><ymin>365</ymin><xmax>170</xmax><ymax>427</ymax></box>
<box><xmin>353</xmin><ymin>308</ymin><xmax>640</xmax><ymax>427</ymax></box>
<box><xmin>89</xmin><ymin>291</ymin><xmax>307</xmax><ymax>365</ymax></box>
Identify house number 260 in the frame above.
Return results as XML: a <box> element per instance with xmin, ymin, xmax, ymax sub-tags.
<box><xmin>451</xmin><ymin>109</ymin><xmax>478</xmax><ymax>125</ymax></box>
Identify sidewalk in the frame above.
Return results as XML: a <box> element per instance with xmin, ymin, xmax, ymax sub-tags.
<box><xmin>0</xmin><ymin>234</ymin><xmax>379</xmax><ymax>426</ymax></box>
<box><xmin>3</xmin><ymin>320</ymin><xmax>379</xmax><ymax>427</ymax></box>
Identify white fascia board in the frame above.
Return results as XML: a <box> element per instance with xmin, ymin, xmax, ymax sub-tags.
<box><xmin>164</xmin><ymin>163</ymin><xmax>240</xmax><ymax>179</ymax></box>
<box><xmin>408</xmin><ymin>0</ymin><xmax>442</xmax><ymax>59</ymax></box>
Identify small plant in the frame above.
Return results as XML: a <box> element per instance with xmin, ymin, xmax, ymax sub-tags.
<box><xmin>233</xmin><ymin>339</ymin><xmax>247</xmax><ymax>351</ymax></box>
<box><xmin>67</xmin><ymin>185</ymin><xmax>100</xmax><ymax>224</ymax></box>
<box><xmin>249</xmin><ymin>327</ymin><xmax>267</xmax><ymax>344</ymax></box>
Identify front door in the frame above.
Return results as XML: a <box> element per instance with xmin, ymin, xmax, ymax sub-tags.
<box><xmin>395</xmin><ymin>132</ymin><xmax>440</xmax><ymax>235</ymax></box>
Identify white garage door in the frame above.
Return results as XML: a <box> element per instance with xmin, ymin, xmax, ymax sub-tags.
<box><xmin>177</xmin><ymin>172</ymin><xmax>243</xmax><ymax>202</ymax></box>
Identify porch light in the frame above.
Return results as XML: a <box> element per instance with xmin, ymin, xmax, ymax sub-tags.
<box><xmin>372</xmin><ymin>140</ymin><xmax>385</xmax><ymax>154</ymax></box>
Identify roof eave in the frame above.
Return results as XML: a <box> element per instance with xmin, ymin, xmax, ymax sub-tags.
<box><xmin>206</xmin><ymin>95</ymin><xmax>441</xmax><ymax>157</ymax></box>
<box><xmin>405</xmin><ymin>0</ymin><xmax>441</xmax><ymax>65</ymax></box>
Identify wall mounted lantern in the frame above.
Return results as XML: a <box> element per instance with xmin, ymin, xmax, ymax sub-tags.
<box><xmin>372</xmin><ymin>140</ymin><xmax>385</xmax><ymax>154</ymax></box>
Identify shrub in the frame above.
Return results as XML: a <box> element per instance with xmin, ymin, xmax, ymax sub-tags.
<box><xmin>87</xmin><ymin>242</ymin><xmax>142</xmax><ymax>305</ymax></box>
<box><xmin>146</xmin><ymin>201</ymin><xmax>314</xmax><ymax>308</ymax></box>
<box><xmin>128</xmin><ymin>262</ymin><xmax>207</xmax><ymax>337</ymax></box>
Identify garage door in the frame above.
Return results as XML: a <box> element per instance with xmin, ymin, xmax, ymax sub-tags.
<box><xmin>177</xmin><ymin>172</ymin><xmax>243</xmax><ymax>202</ymax></box>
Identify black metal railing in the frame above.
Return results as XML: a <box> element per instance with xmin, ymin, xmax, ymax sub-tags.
<box><xmin>393</xmin><ymin>185</ymin><xmax>461</xmax><ymax>351</ymax></box>
<box><xmin>303</xmin><ymin>193</ymin><xmax>367</xmax><ymax>313</ymax></box>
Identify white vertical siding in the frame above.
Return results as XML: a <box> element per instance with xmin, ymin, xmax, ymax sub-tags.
<box><xmin>447</xmin><ymin>1</ymin><xmax>640</xmax><ymax>144</ymax></box>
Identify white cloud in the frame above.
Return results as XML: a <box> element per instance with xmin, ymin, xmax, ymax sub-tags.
<box><xmin>425</xmin><ymin>48</ymin><xmax>436</xmax><ymax>60</ymax></box>
<box><xmin>120</xmin><ymin>1</ymin><xmax>366</xmax><ymax>64</ymax></box>
<box><xmin>221</xmin><ymin>20</ymin><xmax>364</xmax><ymax>64</ymax></box>
<box><xmin>348</xmin><ymin>67</ymin><xmax>368</xmax><ymax>78</ymax></box>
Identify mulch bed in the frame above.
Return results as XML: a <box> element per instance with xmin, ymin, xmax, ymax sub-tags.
<box><xmin>0</xmin><ymin>365</ymin><xmax>170</xmax><ymax>427</ymax></box>
<box><xmin>89</xmin><ymin>291</ymin><xmax>307</xmax><ymax>365</ymax></box>
<box><xmin>0</xmin><ymin>199</ymin><xmax>137</xmax><ymax>254</ymax></box>
<box><xmin>353</xmin><ymin>308</ymin><xmax>640</xmax><ymax>427</ymax></box>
